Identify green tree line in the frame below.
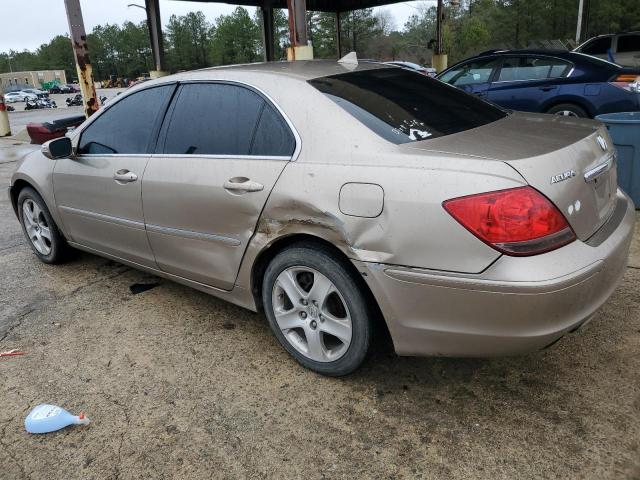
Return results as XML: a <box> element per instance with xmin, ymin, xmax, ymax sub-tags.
<box><xmin>0</xmin><ymin>1</ymin><xmax>638</xmax><ymax>82</ymax></box>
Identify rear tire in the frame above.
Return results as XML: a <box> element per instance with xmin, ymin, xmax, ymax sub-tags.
<box><xmin>262</xmin><ymin>244</ymin><xmax>371</xmax><ymax>376</ymax></box>
<box><xmin>18</xmin><ymin>187</ymin><xmax>71</xmax><ymax>264</ymax></box>
<box><xmin>546</xmin><ymin>103</ymin><xmax>588</xmax><ymax>118</ymax></box>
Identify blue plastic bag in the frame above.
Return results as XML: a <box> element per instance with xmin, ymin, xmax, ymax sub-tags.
<box><xmin>25</xmin><ymin>404</ymin><xmax>90</xmax><ymax>434</ymax></box>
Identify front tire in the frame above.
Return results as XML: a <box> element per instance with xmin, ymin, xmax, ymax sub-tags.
<box><xmin>262</xmin><ymin>244</ymin><xmax>371</xmax><ymax>376</ymax></box>
<box><xmin>18</xmin><ymin>187</ymin><xmax>71</xmax><ymax>264</ymax></box>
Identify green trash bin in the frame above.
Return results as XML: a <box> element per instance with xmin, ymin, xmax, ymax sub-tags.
<box><xmin>595</xmin><ymin>111</ymin><xmax>640</xmax><ymax>208</ymax></box>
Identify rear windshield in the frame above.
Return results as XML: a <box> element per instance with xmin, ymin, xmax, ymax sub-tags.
<box><xmin>308</xmin><ymin>68</ymin><xmax>506</xmax><ymax>144</ymax></box>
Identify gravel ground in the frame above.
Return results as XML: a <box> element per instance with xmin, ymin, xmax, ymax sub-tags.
<box><xmin>0</xmin><ymin>139</ymin><xmax>639</xmax><ymax>479</ymax></box>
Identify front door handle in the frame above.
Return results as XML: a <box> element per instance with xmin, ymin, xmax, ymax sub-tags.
<box><xmin>223</xmin><ymin>177</ymin><xmax>264</xmax><ymax>193</ymax></box>
<box><xmin>113</xmin><ymin>169</ymin><xmax>138</xmax><ymax>183</ymax></box>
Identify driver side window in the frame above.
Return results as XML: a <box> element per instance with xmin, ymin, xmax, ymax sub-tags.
<box><xmin>440</xmin><ymin>59</ymin><xmax>500</xmax><ymax>86</ymax></box>
<box><xmin>78</xmin><ymin>85</ymin><xmax>174</xmax><ymax>155</ymax></box>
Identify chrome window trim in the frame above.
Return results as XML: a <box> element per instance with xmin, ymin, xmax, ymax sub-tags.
<box><xmin>146</xmin><ymin>223</ymin><xmax>241</xmax><ymax>246</ymax></box>
<box><xmin>69</xmin><ymin>77</ymin><xmax>301</xmax><ymax>161</ymax></box>
<box><xmin>77</xmin><ymin>153</ymin><xmax>291</xmax><ymax>161</ymax></box>
<box><xmin>165</xmin><ymin>79</ymin><xmax>302</xmax><ymax>162</ymax></box>
<box><xmin>76</xmin><ymin>153</ymin><xmax>151</xmax><ymax>158</ymax></box>
<box><xmin>150</xmin><ymin>154</ymin><xmax>291</xmax><ymax>161</ymax></box>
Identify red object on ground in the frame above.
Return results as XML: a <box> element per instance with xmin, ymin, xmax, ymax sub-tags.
<box><xmin>0</xmin><ymin>349</ymin><xmax>26</xmax><ymax>358</ymax></box>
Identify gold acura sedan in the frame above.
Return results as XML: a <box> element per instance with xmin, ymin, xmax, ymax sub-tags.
<box><xmin>8</xmin><ymin>61</ymin><xmax>636</xmax><ymax>375</ymax></box>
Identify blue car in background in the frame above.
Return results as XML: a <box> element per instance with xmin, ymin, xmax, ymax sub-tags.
<box><xmin>437</xmin><ymin>50</ymin><xmax>640</xmax><ymax>118</ymax></box>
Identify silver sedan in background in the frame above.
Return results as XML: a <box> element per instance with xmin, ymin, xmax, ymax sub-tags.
<box><xmin>4</xmin><ymin>91</ymin><xmax>37</xmax><ymax>103</ymax></box>
<box><xmin>8</xmin><ymin>61</ymin><xmax>635</xmax><ymax>375</ymax></box>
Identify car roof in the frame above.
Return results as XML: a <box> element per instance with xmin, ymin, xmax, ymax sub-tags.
<box><xmin>161</xmin><ymin>60</ymin><xmax>390</xmax><ymax>83</ymax></box>
<box><xmin>444</xmin><ymin>49</ymin><xmax>622</xmax><ymax>71</ymax></box>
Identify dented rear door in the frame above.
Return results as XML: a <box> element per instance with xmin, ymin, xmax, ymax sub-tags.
<box><xmin>142</xmin><ymin>82</ymin><xmax>297</xmax><ymax>290</ymax></box>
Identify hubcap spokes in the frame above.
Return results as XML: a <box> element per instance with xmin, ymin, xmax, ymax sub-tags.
<box><xmin>272</xmin><ymin>267</ymin><xmax>352</xmax><ymax>363</ymax></box>
<box><xmin>22</xmin><ymin>200</ymin><xmax>52</xmax><ymax>255</ymax></box>
<box><xmin>556</xmin><ymin>110</ymin><xmax>578</xmax><ymax>117</ymax></box>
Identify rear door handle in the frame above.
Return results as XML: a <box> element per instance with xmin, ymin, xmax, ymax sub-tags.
<box><xmin>539</xmin><ymin>86</ymin><xmax>556</xmax><ymax>92</ymax></box>
<box><xmin>223</xmin><ymin>177</ymin><xmax>264</xmax><ymax>193</ymax></box>
<box><xmin>113</xmin><ymin>169</ymin><xmax>138</xmax><ymax>183</ymax></box>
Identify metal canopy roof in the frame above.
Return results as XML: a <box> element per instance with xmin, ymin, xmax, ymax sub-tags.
<box><xmin>174</xmin><ymin>0</ymin><xmax>407</xmax><ymax>13</ymax></box>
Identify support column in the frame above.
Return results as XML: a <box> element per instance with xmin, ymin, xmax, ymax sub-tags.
<box><xmin>335</xmin><ymin>11</ymin><xmax>342</xmax><ymax>59</ymax></box>
<box><xmin>261</xmin><ymin>5</ymin><xmax>275</xmax><ymax>62</ymax></box>
<box><xmin>432</xmin><ymin>0</ymin><xmax>447</xmax><ymax>72</ymax></box>
<box><xmin>64</xmin><ymin>0</ymin><xmax>99</xmax><ymax>118</ymax></box>
<box><xmin>286</xmin><ymin>0</ymin><xmax>313</xmax><ymax>61</ymax></box>
<box><xmin>145</xmin><ymin>0</ymin><xmax>168</xmax><ymax>77</ymax></box>
<box><xmin>0</xmin><ymin>86</ymin><xmax>11</xmax><ymax>137</ymax></box>
<box><xmin>576</xmin><ymin>0</ymin><xmax>590</xmax><ymax>43</ymax></box>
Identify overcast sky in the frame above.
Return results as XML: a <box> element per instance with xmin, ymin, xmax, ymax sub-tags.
<box><xmin>0</xmin><ymin>0</ymin><xmax>433</xmax><ymax>52</ymax></box>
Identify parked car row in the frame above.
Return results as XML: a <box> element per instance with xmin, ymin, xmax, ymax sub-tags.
<box><xmin>574</xmin><ymin>31</ymin><xmax>640</xmax><ymax>67</ymax></box>
<box><xmin>437</xmin><ymin>49</ymin><xmax>640</xmax><ymax>118</ymax></box>
<box><xmin>48</xmin><ymin>84</ymin><xmax>80</xmax><ymax>94</ymax></box>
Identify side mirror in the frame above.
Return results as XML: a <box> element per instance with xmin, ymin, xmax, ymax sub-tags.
<box><xmin>42</xmin><ymin>137</ymin><xmax>73</xmax><ymax>160</ymax></box>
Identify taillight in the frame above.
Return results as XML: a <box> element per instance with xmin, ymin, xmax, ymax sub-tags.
<box><xmin>443</xmin><ymin>186</ymin><xmax>576</xmax><ymax>256</ymax></box>
<box><xmin>610</xmin><ymin>74</ymin><xmax>640</xmax><ymax>93</ymax></box>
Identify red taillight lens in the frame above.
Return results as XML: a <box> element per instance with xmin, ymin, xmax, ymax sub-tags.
<box><xmin>443</xmin><ymin>186</ymin><xmax>576</xmax><ymax>256</ymax></box>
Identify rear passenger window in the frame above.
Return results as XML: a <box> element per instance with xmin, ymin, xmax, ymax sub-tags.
<box><xmin>617</xmin><ymin>35</ymin><xmax>640</xmax><ymax>53</ymax></box>
<box><xmin>162</xmin><ymin>83</ymin><xmax>294</xmax><ymax>157</ymax></box>
<box><xmin>498</xmin><ymin>57</ymin><xmax>570</xmax><ymax>81</ymax></box>
<box><xmin>582</xmin><ymin>37</ymin><xmax>612</xmax><ymax>55</ymax></box>
<box><xmin>251</xmin><ymin>104</ymin><xmax>296</xmax><ymax>156</ymax></box>
<box><xmin>78</xmin><ymin>85</ymin><xmax>174</xmax><ymax>154</ymax></box>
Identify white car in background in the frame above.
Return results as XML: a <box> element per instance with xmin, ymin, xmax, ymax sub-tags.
<box><xmin>575</xmin><ymin>32</ymin><xmax>640</xmax><ymax>67</ymax></box>
<box><xmin>4</xmin><ymin>91</ymin><xmax>37</xmax><ymax>103</ymax></box>
<box><xmin>22</xmin><ymin>88</ymin><xmax>49</xmax><ymax>98</ymax></box>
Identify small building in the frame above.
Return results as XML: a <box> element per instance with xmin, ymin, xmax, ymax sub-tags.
<box><xmin>0</xmin><ymin>70</ymin><xmax>67</xmax><ymax>91</ymax></box>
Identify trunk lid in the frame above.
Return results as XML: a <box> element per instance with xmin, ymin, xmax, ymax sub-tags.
<box><xmin>405</xmin><ymin>112</ymin><xmax>618</xmax><ymax>240</ymax></box>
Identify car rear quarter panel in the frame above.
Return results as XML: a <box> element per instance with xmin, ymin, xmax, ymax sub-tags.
<box><xmin>226</xmin><ymin>73</ymin><xmax>531</xmax><ymax>291</ymax></box>
<box><xmin>235</xmin><ymin>152</ymin><xmax>527</xmax><ymax>294</ymax></box>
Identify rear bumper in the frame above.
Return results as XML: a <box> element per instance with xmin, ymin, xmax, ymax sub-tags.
<box><xmin>355</xmin><ymin>189</ymin><xmax>636</xmax><ymax>357</ymax></box>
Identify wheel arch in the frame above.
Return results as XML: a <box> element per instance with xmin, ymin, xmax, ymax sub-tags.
<box><xmin>9</xmin><ymin>178</ymin><xmax>37</xmax><ymax>218</ymax></box>
<box><xmin>542</xmin><ymin>96</ymin><xmax>595</xmax><ymax>117</ymax></box>
<box><xmin>250</xmin><ymin>233</ymin><xmax>392</xmax><ymax>345</ymax></box>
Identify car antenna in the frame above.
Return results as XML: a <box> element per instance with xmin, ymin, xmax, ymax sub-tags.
<box><xmin>338</xmin><ymin>52</ymin><xmax>358</xmax><ymax>65</ymax></box>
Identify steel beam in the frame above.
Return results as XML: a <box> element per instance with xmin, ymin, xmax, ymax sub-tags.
<box><xmin>287</xmin><ymin>0</ymin><xmax>308</xmax><ymax>47</ymax></box>
<box><xmin>435</xmin><ymin>0</ymin><xmax>444</xmax><ymax>55</ymax></box>
<box><xmin>64</xmin><ymin>0</ymin><xmax>99</xmax><ymax>118</ymax></box>
<box><xmin>145</xmin><ymin>0</ymin><xmax>166</xmax><ymax>71</ymax></box>
<box><xmin>335</xmin><ymin>11</ymin><xmax>342</xmax><ymax>58</ymax></box>
<box><xmin>576</xmin><ymin>0</ymin><xmax>590</xmax><ymax>43</ymax></box>
<box><xmin>261</xmin><ymin>5</ymin><xmax>276</xmax><ymax>61</ymax></box>
<box><xmin>0</xmin><ymin>86</ymin><xmax>11</xmax><ymax>137</ymax></box>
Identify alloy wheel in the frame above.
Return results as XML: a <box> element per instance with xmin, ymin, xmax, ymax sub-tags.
<box><xmin>271</xmin><ymin>266</ymin><xmax>352</xmax><ymax>362</ymax></box>
<box><xmin>22</xmin><ymin>199</ymin><xmax>52</xmax><ymax>255</ymax></box>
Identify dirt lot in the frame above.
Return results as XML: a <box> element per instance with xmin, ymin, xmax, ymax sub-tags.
<box><xmin>1</xmin><ymin>139</ymin><xmax>639</xmax><ymax>480</ymax></box>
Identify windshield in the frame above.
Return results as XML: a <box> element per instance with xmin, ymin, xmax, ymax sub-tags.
<box><xmin>308</xmin><ymin>68</ymin><xmax>506</xmax><ymax>145</ymax></box>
